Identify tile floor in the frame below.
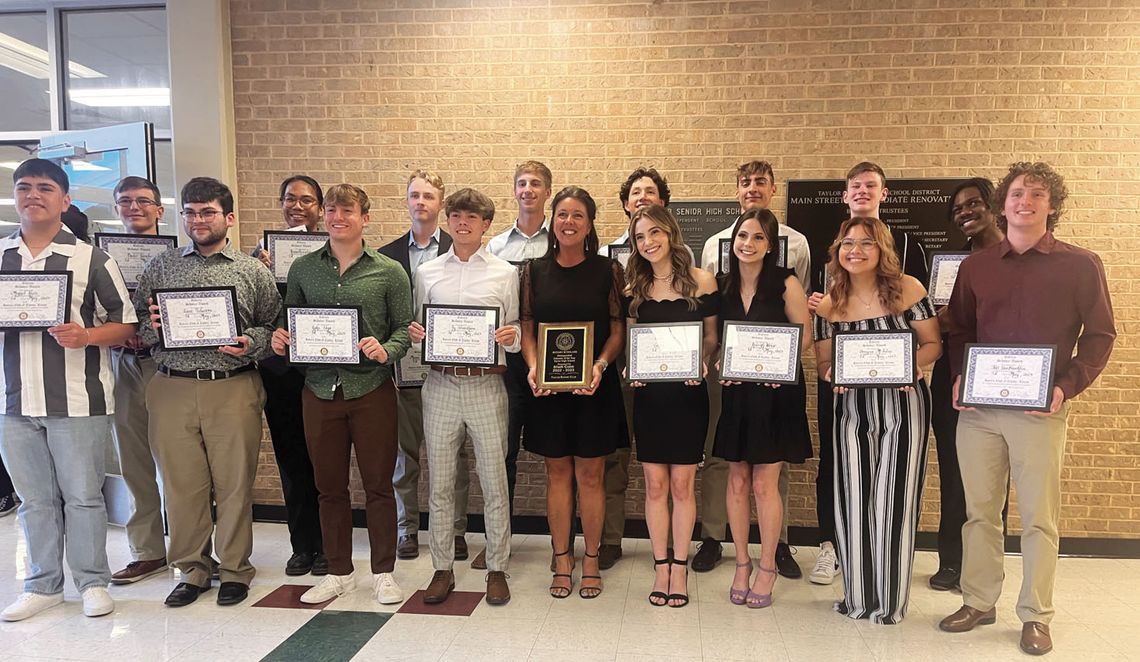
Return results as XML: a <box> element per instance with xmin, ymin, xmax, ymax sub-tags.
<box><xmin>0</xmin><ymin>518</ymin><xmax>1137</xmax><ymax>661</ymax></box>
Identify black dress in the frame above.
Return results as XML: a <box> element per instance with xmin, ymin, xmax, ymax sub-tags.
<box><xmin>713</xmin><ymin>268</ymin><xmax>813</xmax><ymax>465</ymax></box>
<box><xmin>628</xmin><ymin>292</ymin><xmax>719</xmax><ymax>465</ymax></box>
<box><xmin>521</xmin><ymin>254</ymin><xmax>628</xmax><ymax>458</ymax></box>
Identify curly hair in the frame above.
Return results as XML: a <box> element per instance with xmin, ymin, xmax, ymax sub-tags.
<box><xmin>826</xmin><ymin>217</ymin><xmax>904</xmax><ymax>316</ymax></box>
<box><xmin>625</xmin><ymin>205</ymin><xmax>699</xmax><ymax>317</ymax></box>
<box><xmin>993</xmin><ymin>161</ymin><xmax>1067</xmax><ymax>231</ymax></box>
<box><xmin>618</xmin><ymin>168</ymin><xmax>671</xmax><ymax>217</ymax></box>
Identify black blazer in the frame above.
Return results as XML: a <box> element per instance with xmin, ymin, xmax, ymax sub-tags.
<box><xmin>378</xmin><ymin>229</ymin><xmax>453</xmax><ymax>285</ymax></box>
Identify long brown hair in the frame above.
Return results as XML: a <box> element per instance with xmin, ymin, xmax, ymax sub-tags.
<box><xmin>826</xmin><ymin>216</ymin><xmax>904</xmax><ymax>315</ymax></box>
<box><xmin>625</xmin><ymin>205</ymin><xmax>699</xmax><ymax>317</ymax></box>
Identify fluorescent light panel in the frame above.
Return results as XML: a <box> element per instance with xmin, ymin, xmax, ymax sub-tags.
<box><xmin>0</xmin><ymin>33</ymin><xmax>105</xmax><ymax>79</ymax></box>
<box><xmin>69</xmin><ymin>87</ymin><xmax>169</xmax><ymax>107</ymax></box>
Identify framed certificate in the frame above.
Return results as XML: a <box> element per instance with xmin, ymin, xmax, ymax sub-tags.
<box><xmin>718</xmin><ymin>238</ymin><xmax>732</xmax><ymax>275</ymax></box>
<box><xmin>154</xmin><ymin>286</ymin><xmax>241</xmax><ymax>351</ymax></box>
<box><xmin>395</xmin><ymin>343</ymin><xmax>430</xmax><ymax>388</ymax></box>
<box><xmin>928</xmin><ymin>252</ymin><xmax>970</xmax><ymax>306</ymax></box>
<box><xmin>831</xmin><ymin>329</ymin><xmax>916</xmax><ymax>388</ymax></box>
<box><xmin>719</xmin><ymin>321</ymin><xmax>802</xmax><ymax>384</ymax></box>
<box><xmin>0</xmin><ymin>271</ymin><xmax>72</xmax><ymax>330</ymax></box>
<box><xmin>286</xmin><ymin>306</ymin><xmax>361</xmax><ymax>365</ymax></box>
<box><xmin>609</xmin><ymin>244</ymin><xmax>632</xmax><ymax>269</ymax></box>
<box><xmin>960</xmin><ymin>343</ymin><xmax>1057</xmax><ymax>411</ymax></box>
<box><xmin>264</xmin><ymin>230</ymin><xmax>329</xmax><ymax>283</ymax></box>
<box><xmin>775</xmin><ymin>236</ymin><xmax>789</xmax><ymax>269</ymax></box>
<box><xmin>95</xmin><ymin>233</ymin><xmax>177</xmax><ymax>291</ymax></box>
<box><xmin>422</xmin><ymin>304</ymin><xmax>500</xmax><ymax>367</ymax></box>
<box><xmin>537</xmin><ymin>321</ymin><xmax>594</xmax><ymax>391</ymax></box>
<box><xmin>627</xmin><ymin>321</ymin><xmax>703</xmax><ymax>383</ymax></box>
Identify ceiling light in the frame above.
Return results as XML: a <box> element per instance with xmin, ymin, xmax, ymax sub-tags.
<box><xmin>0</xmin><ymin>33</ymin><xmax>105</xmax><ymax>79</ymax></box>
<box><xmin>69</xmin><ymin>87</ymin><xmax>169</xmax><ymax>107</ymax></box>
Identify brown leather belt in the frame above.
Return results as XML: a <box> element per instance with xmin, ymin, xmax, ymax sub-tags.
<box><xmin>430</xmin><ymin>365</ymin><xmax>507</xmax><ymax>377</ymax></box>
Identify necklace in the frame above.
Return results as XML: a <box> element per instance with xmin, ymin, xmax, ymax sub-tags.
<box><xmin>853</xmin><ymin>290</ymin><xmax>875</xmax><ymax>309</ymax></box>
<box><xmin>653</xmin><ymin>271</ymin><xmax>674</xmax><ymax>281</ymax></box>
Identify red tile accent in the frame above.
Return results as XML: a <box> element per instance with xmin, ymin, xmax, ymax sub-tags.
<box><xmin>397</xmin><ymin>590</ymin><xmax>485</xmax><ymax>616</ymax></box>
<box><xmin>253</xmin><ymin>584</ymin><xmax>336</xmax><ymax>609</ymax></box>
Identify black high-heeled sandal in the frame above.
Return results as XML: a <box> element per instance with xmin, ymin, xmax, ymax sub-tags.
<box><xmin>648</xmin><ymin>558</ymin><xmax>670</xmax><ymax>606</ymax></box>
<box><xmin>668</xmin><ymin>557</ymin><xmax>689</xmax><ymax>608</ymax></box>
<box><xmin>549</xmin><ymin>549</ymin><xmax>573</xmax><ymax>599</ymax></box>
<box><xmin>579</xmin><ymin>549</ymin><xmax>603</xmax><ymax>599</ymax></box>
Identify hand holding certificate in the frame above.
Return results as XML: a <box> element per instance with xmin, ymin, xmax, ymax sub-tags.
<box><xmin>959</xmin><ymin>344</ymin><xmax>1057</xmax><ymax>412</ymax></box>
<box><xmin>0</xmin><ymin>271</ymin><xmax>72</xmax><ymax>330</ymax></box>
<box><xmin>422</xmin><ymin>304</ymin><xmax>500</xmax><ymax>367</ymax></box>
<box><xmin>535</xmin><ymin>322</ymin><xmax>594</xmax><ymax>392</ymax></box>
<box><xmin>154</xmin><ymin>286</ymin><xmax>242</xmax><ymax>351</ymax></box>
<box><xmin>627</xmin><ymin>321</ymin><xmax>703</xmax><ymax>384</ymax></box>
<box><xmin>831</xmin><ymin>329</ymin><xmax>916</xmax><ymax>389</ymax></box>
<box><xmin>719</xmin><ymin>321</ymin><xmax>801</xmax><ymax>385</ymax></box>
<box><xmin>286</xmin><ymin>306</ymin><xmax>361</xmax><ymax>364</ymax></box>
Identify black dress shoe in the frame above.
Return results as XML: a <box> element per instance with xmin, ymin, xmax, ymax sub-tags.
<box><xmin>165</xmin><ymin>582</ymin><xmax>210</xmax><ymax>608</ymax></box>
<box><xmin>217</xmin><ymin>581</ymin><xmax>249</xmax><ymax>606</ymax></box>
<box><xmin>929</xmin><ymin>567</ymin><xmax>961</xmax><ymax>591</ymax></box>
<box><xmin>311</xmin><ymin>553</ymin><xmax>329</xmax><ymax>576</ymax></box>
<box><xmin>285</xmin><ymin>552</ymin><xmax>316</xmax><ymax>576</ymax></box>
<box><xmin>691</xmin><ymin>538</ymin><xmax>723</xmax><ymax>573</ymax></box>
<box><xmin>597</xmin><ymin>544</ymin><xmax>623</xmax><ymax>570</ymax></box>
<box><xmin>775</xmin><ymin>542</ymin><xmax>802</xmax><ymax>579</ymax></box>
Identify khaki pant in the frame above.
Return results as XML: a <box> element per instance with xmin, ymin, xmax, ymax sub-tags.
<box><xmin>957</xmin><ymin>403</ymin><xmax>1069</xmax><ymax>624</ymax></box>
<box><xmin>148</xmin><ymin>370</ymin><xmax>265</xmax><ymax>587</ymax></box>
<box><xmin>111</xmin><ymin>350</ymin><xmax>165</xmax><ymax>561</ymax></box>
<box><xmin>393</xmin><ymin>386</ymin><xmax>469</xmax><ymax>537</ymax></box>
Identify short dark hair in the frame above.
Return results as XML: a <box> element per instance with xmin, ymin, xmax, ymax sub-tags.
<box><xmin>947</xmin><ymin>177</ymin><xmax>995</xmax><ymax>224</ymax></box>
<box><xmin>13</xmin><ymin>158</ymin><xmax>69</xmax><ymax>193</ymax></box>
<box><xmin>181</xmin><ymin>177</ymin><xmax>234</xmax><ymax>215</ymax></box>
<box><xmin>547</xmin><ymin>186</ymin><xmax>600</xmax><ymax>256</ymax></box>
<box><xmin>114</xmin><ymin>176</ymin><xmax>161</xmax><ymax>202</ymax></box>
<box><xmin>444</xmin><ymin>188</ymin><xmax>495</xmax><ymax>221</ymax></box>
<box><xmin>618</xmin><ymin>167</ymin><xmax>671</xmax><ymax>217</ymax></box>
<box><xmin>846</xmin><ymin>161</ymin><xmax>887</xmax><ymax>187</ymax></box>
<box><xmin>736</xmin><ymin>161</ymin><xmax>775</xmax><ymax>185</ymax></box>
<box><xmin>278</xmin><ymin>175</ymin><xmax>323</xmax><ymax>207</ymax></box>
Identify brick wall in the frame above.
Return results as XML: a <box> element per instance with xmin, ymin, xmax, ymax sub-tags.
<box><xmin>230</xmin><ymin>0</ymin><xmax>1140</xmax><ymax>539</ymax></box>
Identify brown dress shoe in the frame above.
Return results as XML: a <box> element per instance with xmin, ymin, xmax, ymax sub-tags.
<box><xmin>470</xmin><ymin>548</ymin><xmax>487</xmax><ymax>570</ymax></box>
<box><xmin>1020</xmin><ymin>622</ymin><xmax>1052</xmax><ymax>655</ymax></box>
<box><xmin>454</xmin><ymin>536</ymin><xmax>469</xmax><ymax>561</ymax></box>
<box><xmin>485</xmin><ymin>571</ymin><xmax>511</xmax><ymax>605</ymax></box>
<box><xmin>423</xmin><ymin>570</ymin><xmax>455</xmax><ymax>604</ymax></box>
<box><xmin>111</xmin><ymin>558</ymin><xmax>168</xmax><ymax>585</ymax></box>
<box><xmin>939</xmin><ymin>605</ymin><xmax>997</xmax><ymax>632</ymax></box>
<box><xmin>396</xmin><ymin>535</ymin><xmax>419</xmax><ymax>560</ymax></box>
<box><xmin>597</xmin><ymin>544</ymin><xmax>623</xmax><ymax>570</ymax></box>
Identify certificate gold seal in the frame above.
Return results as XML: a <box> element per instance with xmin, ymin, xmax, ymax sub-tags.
<box><xmin>754</xmin><ymin>363</ymin><xmax>764</xmax><ymax>372</ymax></box>
<box><xmin>869</xmin><ymin>369</ymin><xmax>878</xmax><ymax>377</ymax></box>
<box><xmin>659</xmin><ymin>363</ymin><xmax>668</xmax><ymax>371</ymax></box>
<box><xmin>456</xmin><ymin>347</ymin><xmax>465</xmax><ymax>355</ymax></box>
<box><xmin>320</xmin><ymin>348</ymin><xmax>328</xmax><ymax>356</ymax></box>
<box><xmin>18</xmin><ymin>312</ymin><xmax>28</xmax><ymax>320</ymax></box>
<box><xmin>1000</xmin><ymin>388</ymin><xmax>1009</xmax><ymax>397</ymax></box>
<box><xmin>196</xmin><ymin>330</ymin><xmax>206</xmax><ymax>339</ymax></box>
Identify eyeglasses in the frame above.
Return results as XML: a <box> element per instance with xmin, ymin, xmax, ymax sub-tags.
<box><xmin>180</xmin><ymin>209</ymin><xmax>222</xmax><ymax>221</ymax></box>
<box><xmin>116</xmin><ymin>197</ymin><xmax>158</xmax><ymax>209</ymax></box>
<box><xmin>839</xmin><ymin>239</ymin><xmax>878</xmax><ymax>252</ymax></box>
<box><xmin>951</xmin><ymin>198</ymin><xmax>987</xmax><ymax>216</ymax></box>
<box><xmin>282</xmin><ymin>195</ymin><xmax>318</xmax><ymax>207</ymax></box>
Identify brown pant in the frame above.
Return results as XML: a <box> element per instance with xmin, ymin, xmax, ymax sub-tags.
<box><xmin>303</xmin><ymin>381</ymin><xmax>399</xmax><ymax>576</ymax></box>
<box><xmin>147</xmin><ymin>370</ymin><xmax>265</xmax><ymax>587</ymax></box>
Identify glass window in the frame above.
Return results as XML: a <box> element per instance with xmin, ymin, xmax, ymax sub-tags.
<box><xmin>62</xmin><ymin>8</ymin><xmax>170</xmax><ymax>131</ymax></box>
<box><xmin>0</xmin><ymin>143</ymin><xmax>40</xmax><ymax>228</ymax></box>
<box><xmin>0</xmin><ymin>13</ymin><xmax>52</xmax><ymax>131</ymax></box>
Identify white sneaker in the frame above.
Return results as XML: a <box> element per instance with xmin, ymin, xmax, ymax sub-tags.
<box><xmin>1</xmin><ymin>592</ymin><xmax>64</xmax><ymax>622</ymax></box>
<box><xmin>809</xmin><ymin>542</ymin><xmax>839</xmax><ymax>585</ymax></box>
<box><xmin>82</xmin><ymin>586</ymin><xmax>114</xmax><ymax>617</ymax></box>
<box><xmin>373</xmin><ymin>572</ymin><xmax>403</xmax><ymax>605</ymax></box>
<box><xmin>300</xmin><ymin>572</ymin><xmax>356</xmax><ymax>604</ymax></box>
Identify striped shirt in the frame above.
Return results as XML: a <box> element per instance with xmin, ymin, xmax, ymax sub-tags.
<box><xmin>134</xmin><ymin>240</ymin><xmax>281</xmax><ymax>372</ymax></box>
<box><xmin>0</xmin><ymin>227</ymin><xmax>137</xmax><ymax>417</ymax></box>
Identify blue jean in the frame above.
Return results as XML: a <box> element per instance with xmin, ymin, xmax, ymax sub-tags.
<box><xmin>0</xmin><ymin>414</ymin><xmax>111</xmax><ymax>594</ymax></box>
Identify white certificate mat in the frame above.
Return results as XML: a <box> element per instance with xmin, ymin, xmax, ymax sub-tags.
<box><xmin>395</xmin><ymin>343</ymin><xmax>430</xmax><ymax>388</ymax></box>
<box><xmin>264</xmin><ymin>231</ymin><xmax>329</xmax><ymax>283</ymax></box>
<box><xmin>94</xmin><ymin>233</ymin><xmax>177</xmax><ymax>290</ymax></box>
<box><xmin>627</xmin><ymin>321</ymin><xmax>703</xmax><ymax>382</ymax></box>
<box><xmin>155</xmin><ymin>287</ymin><xmax>241</xmax><ymax>350</ymax></box>
<box><xmin>961</xmin><ymin>343</ymin><xmax>1056</xmax><ymax>412</ymax></box>
<box><xmin>928</xmin><ymin>252</ymin><xmax>969</xmax><ymax>307</ymax></box>
<box><xmin>832</xmin><ymin>329</ymin><xmax>916</xmax><ymax>387</ymax></box>
<box><xmin>0</xmin><ymin>271</ymin><xmax>72</xmax><ymax>330</ymax></box>
<box><xmin>609</xmin><ymin>244</ymin><xmax>632</xmax><ymax>269</ymax></box>
<box><xmin>422</xmin><ymin>304</ymin><xmax>500</xmax><ymax>366</ymax></box>
<box><xmin>720</xmin><ymin>321</ymin><xmax>801</xmax><ymax>384</ymax></box>
<box><xmin>287</xmin><ymin>306</ymin><xmax>361</xmax><ymax>365</ymax></box>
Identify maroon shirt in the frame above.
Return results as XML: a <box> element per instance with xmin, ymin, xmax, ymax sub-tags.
<box><xmin>948</xmin><ymin>232</ymin><xmax>1115</xmax><ymax>400</ymax></box>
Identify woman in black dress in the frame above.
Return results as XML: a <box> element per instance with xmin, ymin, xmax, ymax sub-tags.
<box><xmin>521</xmin><ymin>186</ymin><xmax>627</xmax><ymax>600</ymax></box>
<box><xmin>625</xmin><ymin>205</ymin><xmax>718</xmax><ymax>608</ymax></box>
<box><xmin>713</xmin><ymin>209</ymin><xmax>812</xmax><ymax>609</ymax></box>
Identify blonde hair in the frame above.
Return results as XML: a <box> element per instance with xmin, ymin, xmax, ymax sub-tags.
<box><xmin>826</xmin><ymin>217</ymin><xmax>904</xmax><ymax>315</ymax></box>
<box><xmin>513</xmin><ymin>160</ymin><xmax>552</xmax><ymax>189</ymax></box>
<box><xmin>407</xmin><ymin>169</ymin><xmax>444</xmax><ymax>197</ymax></box>
<box><xmin>625</xmin><ymin>205</ymin><xmax>699</xmax><ymax>317</ymax></box>
<box><xmin>323</xmin><ymin>184</ymin><xmax>370</xmax><ymax>214</ymax></box>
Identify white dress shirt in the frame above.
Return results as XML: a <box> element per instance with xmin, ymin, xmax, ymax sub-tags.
<box><xmin>413</xmin><ymin>245</ymin><xmax>522</xmax><ymax>365</ymax></box>
<box><xmin>486</xmin><ymin>218</ymin><xmax>550</xmax><ymax>262</ymax></box>
<box><xmin>700</xmin><ymin>214</ymin><xmax>811</xmax><ymax>290</ymax></box>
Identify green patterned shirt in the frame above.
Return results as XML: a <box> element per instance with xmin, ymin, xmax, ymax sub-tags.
<box><xmin>283</xmin><ymin>241</ymin><xmax>412</xmax><ymax>400</ymax></box>
<box><xmin>134</xmin><ymin>240</ymin><xmax>281</xmax><ymax>371</ymax></box>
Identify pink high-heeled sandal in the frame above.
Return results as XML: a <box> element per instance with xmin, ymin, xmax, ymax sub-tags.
<box><xmin>729</xmin><ymin>559</ymin><xmax>752</xmax><ymax>605</ymax></box>
<box><xmin>746</xmin><ymin>564</ymin><xmax>778</xmax><ymax>609</ymax></box>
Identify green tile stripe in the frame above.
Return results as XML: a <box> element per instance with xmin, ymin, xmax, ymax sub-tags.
<box><xmin>261</xmin><ymin>611</ymin><xmax>391</xmax><ymax>662</ymax></box>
